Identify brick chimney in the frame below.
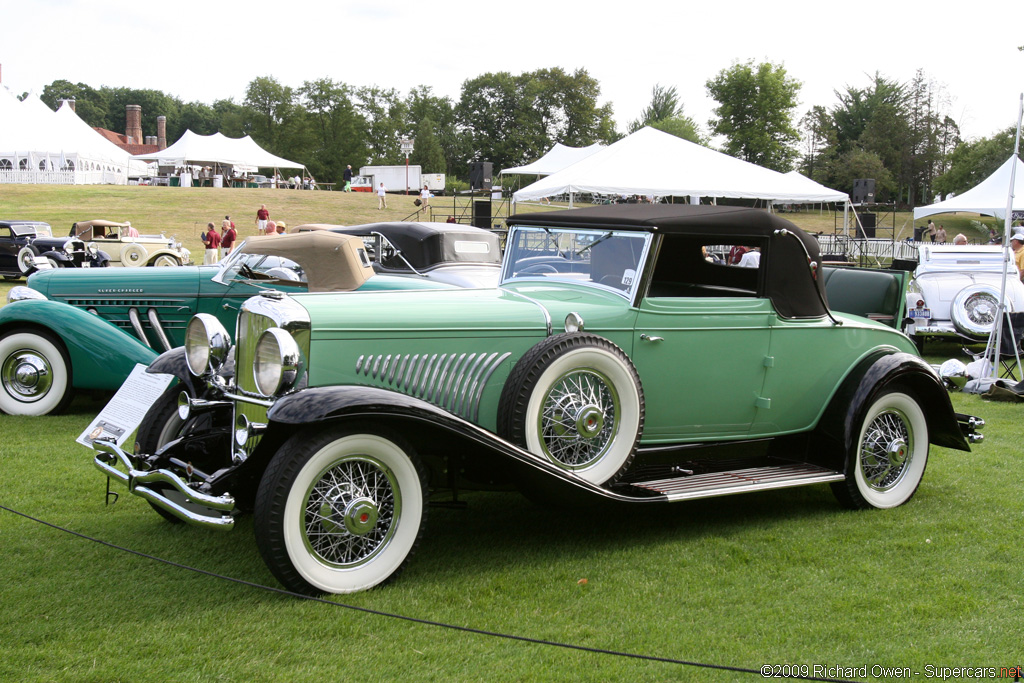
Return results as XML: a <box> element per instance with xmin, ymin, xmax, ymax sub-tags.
<box><xmin>156</xmin><ymin>116</ymin><xmax>167</xmax><ymax>150</ymax></box>
<box><xmin>59</xmin><ymin>98</ymin><xmax>76</xmax><ymax>112</ymax></box>
<box><xmin>126</xmin><ymin>105</ymin><xmax>143</xmax><ymax>145</ymax></box>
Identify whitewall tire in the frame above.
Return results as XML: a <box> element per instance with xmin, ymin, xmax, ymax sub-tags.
<box><xmin>0</xmin><ymin>329</ymin><xmax>73</xmax><ymax>416</ymax></box>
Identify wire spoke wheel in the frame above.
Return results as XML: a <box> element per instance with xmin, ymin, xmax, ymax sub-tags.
<box><xmin>303</xmin><ymin>455</ymin><xmax>399</xmax><ymax>568</ymax></box>
<box><xmin>539</xmin><ymin>368</ymin><xmax>619</xmax><ymax>469</ymax></box>
<box><xmin>859</xmin><ymin>408</ymin><xmax>912</xmax><ymax>492</ymax></box>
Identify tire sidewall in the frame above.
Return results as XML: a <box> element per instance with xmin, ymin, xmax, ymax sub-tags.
<box><xmin>521</xmin><ymin>342</ymin><xmax>642</xmax><ymax>484</ymax></box>
<box><xmin>0</xmin><ymin>330</ymin><xmax>71</xmax><ymax>416</ymax></box>
<box><xmin>17</xmin><ymin>246</ymin><xmax>39</xmax><ymax>274</ymax></box>
<box><xmin>264</xmin><ymin>430</ymin><xmax>425</xmax><ymax>594</ymax></box>
<box><xmin>121</xmin><ymin>243</ymin><xmax>147</xmax><ymax>267</ymax></box>
<box><xmin>851</xmin><ymin>390</ymin><xmax>928</xmax><ymax>509</ymax></box>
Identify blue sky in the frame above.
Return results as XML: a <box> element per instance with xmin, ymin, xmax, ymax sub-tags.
<box><xmin>1</xmin><ymin>0</ymin><xmax>1020</xmax><ymax>142</ymax></box>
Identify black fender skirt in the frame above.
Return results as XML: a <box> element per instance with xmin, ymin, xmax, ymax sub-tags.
<box><xmin>826</xmin><ymin>351</ymin><xmax>973</xmax><ymax>454</ymax></box>
<box><xmin>268</xmin><ymin>385</ymin><xmax>664</xmax><ymax>504</ymax></box>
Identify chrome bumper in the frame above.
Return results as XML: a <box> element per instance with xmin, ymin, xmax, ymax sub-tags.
<box><xmin>92</xmin><ymin>439</ymin><xmax>236</xmax><ymax>530</ymax></box>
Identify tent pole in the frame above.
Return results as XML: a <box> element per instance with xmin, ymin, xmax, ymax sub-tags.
<box><xmin>982</xmin><ymin>93</ymin><xmax>1024</xmax><ymax>384</ymax></box>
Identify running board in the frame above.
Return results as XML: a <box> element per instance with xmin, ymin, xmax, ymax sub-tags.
<box><xmin>631</xmin><ymin>464</ymin><xmax>845</xmax><ymax>502</ymax></box>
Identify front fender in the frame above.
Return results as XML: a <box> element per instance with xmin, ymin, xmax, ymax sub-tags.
<box><xmin>821</xmin><ymin>350</ymin><xmax>970</xmax><ymax>454</ymax></box>
<box><xmin>265</xmin><ymin>385</ymin><xmax>653</xmax><ymax>503</ymax></box>
<box><xmin>0</xmin><ymin>299</ymin><xmax>158</xmax><ymax>390</ymax></box>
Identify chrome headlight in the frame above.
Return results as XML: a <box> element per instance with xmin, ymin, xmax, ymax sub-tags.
<box><xmin>253</xmin><ymin>327</ymin><xmax>303</xmax><ymax>397</ymax></box>
<box><xmin>184</xmin><ymin>313</ymin><xmax>231</xmax><ymax>377</ymax></box>
<box><xmin>6</xmin><ymin>286</ymin><xmax>47</xmax><ymax>304</ymax></box>
<box><xmin>86</xmin><ymin>242</ymin><xmax>99</xmax><ymax>256</ymax></box>
<box><xmin>64</xmin><ymin>242</ymin><xmax>75</xmax><ymax>255</ymax></box>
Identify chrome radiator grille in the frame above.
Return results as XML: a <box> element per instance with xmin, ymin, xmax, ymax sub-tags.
<box><xmin>234</xmin><ymin>308</ymin><xmax>273</xmax><ymax>454</ymax></box>
<box><xmin>355</xmin><ymin>351</ymin><xmax>511</xmax><ymax>423</ymax></box>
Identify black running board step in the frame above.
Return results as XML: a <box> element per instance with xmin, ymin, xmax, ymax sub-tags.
<box><xmin>632</xmin><ymin>464</ymin><xmax>845</xmax><ymax>502</ymax></box>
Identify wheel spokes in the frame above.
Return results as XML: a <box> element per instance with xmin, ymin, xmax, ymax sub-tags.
<box><xmin>861</xmin><ymin>410</ymin><xmax>912</xmax><ymax>491</ymax></box>
<box><xmin>540</xmin><ymin>369</ymin><xmax>618</xmax><ymax>468</ymax></box>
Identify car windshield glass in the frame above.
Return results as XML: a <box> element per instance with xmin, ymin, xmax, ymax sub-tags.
<box><xmin>213</xmin><ymin>250</ymin><xmax>307</xmax><ymax>287</ymax></box>
<box><xmin>502</xmin><ymin>226</ymin><xmax>650</xmax><ymax>297</ymax></box>
<box><xmin>14</xmin><ymin>225</ymin><xmax>51</xmax><ymax>237</ymax></box>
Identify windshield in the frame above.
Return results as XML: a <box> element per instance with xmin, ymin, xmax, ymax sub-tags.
<box><xmin>502</xmin><ymin>226</ymin><xmax>651</xmax><ymax>297</ymax></box>
<box><xmin>14</xmin><ymin>224</ymin><xmax>51</xmax><ymax>237</ymax></box>
<box><xmin>213</xmin><ymin>249</ymin><xmax>307</xmax><ymax>287</ymax></box>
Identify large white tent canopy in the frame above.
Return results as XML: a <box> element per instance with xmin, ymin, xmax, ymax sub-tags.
<box><xmin>0</xmin><ymin>90</ymin><xmax>134</xmax><ymax>184</ymax></box>
<box><xmin>913</xmin><ymin>155</ymin><xmax>1024</xmax><ymax>221</ymax></box>
<box><xmin>513</xmin><ymin>127</ymin><xmax>849</xmax><ymax>205</ymax></box>
<box><xmin>502</xmin><ymin>142</ymin><xmax>604</xmax><ymax>176</ymax></box>
<box><xmin>132</xmin><ymin>129</ymin><xmax>304</xmax><ymax>170</ymax></box>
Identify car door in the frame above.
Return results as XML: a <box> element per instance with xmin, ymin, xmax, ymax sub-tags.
<box><xmin>631</xmin><ymin>295</ymin><xmax>773</xmax><ymax>441</ymax></box>
<box><xmin>0</xmin><ymin>227</ymin><xmax>16</xmax><ymax>273</ymax></box>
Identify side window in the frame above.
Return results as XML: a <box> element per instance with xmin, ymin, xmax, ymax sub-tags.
<box><xmin>647</xmin><ymin>235</ymin><xmax>763</xmax><ymax>298</ymax></box>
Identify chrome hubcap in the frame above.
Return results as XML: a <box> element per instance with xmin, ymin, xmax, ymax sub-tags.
<box><xmin>540</xmin><ymin>369</ymin><xmax>618</xmax><ymax>469</ymax></box>
<box><xmin>861</xmin><ymin>409</ymin><xmax>912</xmax><ymax>491</ymax></box>
<box><xmin>304</xmin><ymin>457</ymin><xmax>399</xmax><ymax>568</ymax></box>
<box><xmin>2</xmin><ymin>351</ymin><xmax>52</xmax><ymax>400</ymax></box>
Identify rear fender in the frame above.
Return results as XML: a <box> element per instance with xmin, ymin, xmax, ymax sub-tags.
<box><xmin>0</xmin><ymin>299</ymin><xmax>158</xmax><ymax>390</ymax></box>
<box><xmin>820</xmin><ymin>351</ymin><xmax>970</xmax><ymax>457</ymax></box>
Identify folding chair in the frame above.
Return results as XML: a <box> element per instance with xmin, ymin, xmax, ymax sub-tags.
<box><xmin>997</xmin><ymin>312</ymin><xmax>1024</xmax><ymax>380</ymax></box>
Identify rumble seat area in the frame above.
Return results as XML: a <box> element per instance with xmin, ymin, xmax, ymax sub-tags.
<box><xmin>821</xmin><ymin>266</ymin><xmax>905</xmax><ymax>327</ymax></box>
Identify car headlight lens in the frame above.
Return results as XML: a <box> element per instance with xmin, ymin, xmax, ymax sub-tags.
<box><xmin>86</xmin><ymin>242</ymin><xmax>99</xmax><ymax>256</ymax></box>
<box><xmin>64</xmin><ymin>242</ymin><xmax>75</xmax><ymax>255</ymax></box>
<box><xmin>253</xmin><ymin>327</ymin><xmax>303</xmax><ymax>397</ymax></box>
<box><xmin>184</xmin><ymin>313</ymin><xmax>231</xmax><ymax>377</ymax></box>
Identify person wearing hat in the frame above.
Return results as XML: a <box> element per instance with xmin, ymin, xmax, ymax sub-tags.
<box><xmin>1011</xmin><ymin>232</ymin><xmax>1024</xmax><ymax>282</ymax></box>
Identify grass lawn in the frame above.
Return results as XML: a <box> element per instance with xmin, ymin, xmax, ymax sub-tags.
<box><xmin>0</xmin><ymin>186</ymin><xmax>1021</xmax><ymax>680</ymax></box>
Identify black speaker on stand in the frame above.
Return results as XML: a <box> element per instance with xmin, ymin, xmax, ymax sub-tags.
<box><xmin>469</xmin><ymin>162</ymin><xmax>493</xmax><ymax>191</ymax></box>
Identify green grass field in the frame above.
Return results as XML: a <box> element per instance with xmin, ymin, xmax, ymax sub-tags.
<box><xmin>0</xmin><ymin>186</ymin><xmax>1020</xmax><ymax>681</ymax></box>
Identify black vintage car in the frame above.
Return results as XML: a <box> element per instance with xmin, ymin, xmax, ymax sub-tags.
<box><xmin>0</xmin><ymin>220</ymin><xmax>108</xmax><ymax>278</ymax></box>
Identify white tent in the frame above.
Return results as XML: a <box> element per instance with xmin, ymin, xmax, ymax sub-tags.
<box><xmin>0</xmin><ymin>92</ymin><xmax>133</xmax><ymax>184</ymax></box>
<box><xmin>501</xmin><ymin>142</ymin><xmax>604</xmax><ymax>176</ymax></box>
<box><xmin>513</xmin><ymin>127</ymin><xmax>849</xmax><ymax>205</ymax></box>
<box><xmin>913</xmin><ymin>155</ymin><xmax>1024</xmax><ymax>221</ymax></box>
<box><xmin>131</xmin><ymin>130</ymin><xmax>304</xmax><ymax>170</ymax></box>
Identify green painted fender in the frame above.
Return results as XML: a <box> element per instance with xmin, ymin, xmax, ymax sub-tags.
<box><xmin>0</xmin><ymin>299</ymin><xmax>158</xmax><ymax>391</ymax></box>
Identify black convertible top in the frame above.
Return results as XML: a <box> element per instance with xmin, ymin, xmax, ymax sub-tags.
<box><xmin>509</xmin><ymin>205</ymin><xmax>827</xmax><ymax>319</ymax></box>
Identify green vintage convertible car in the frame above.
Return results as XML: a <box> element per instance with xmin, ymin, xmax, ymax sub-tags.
<box><xmin>0</xmin><ymin>230</ymin><xmax>449</xmax><ymax>416</ymax></box>
<box><xmin>92</xmin><ymin>205</ymin><xmax>983</xmax><ymax>595</ymax></box>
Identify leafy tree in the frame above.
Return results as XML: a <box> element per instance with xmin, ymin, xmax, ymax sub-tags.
<box><xmin>934</xmin><ymin>126</ymin><xmax>1017</xmax><ymax>198</ymax></box>
<box><xmin>706</xmin><ymin>60</ymin><xmax>801</xmax><ymax>171</ymax></box>
<box><xmin>410</xmin><ymin>117</ymin><xmax>446</xmax><ymax>174</ymax></box>
<box><xmin>798</xmin><ymin>105</ymin><xmax>836</xmax><ymax>183</ymax></box>
<box><xmin>829</xmin><ymin>149</ymin><xmax>895</xmax><ymax>201</ymax></box>
<box><xmin>40</xmin><ymin>80</ymin><xmax>109</xmax><ymax>127</ymax></box>
<box><xmin>297</xmin><ymin>78</ymin><xmax>367</xmax><ymax>181</ymax></box>
<box><xmin>405</xmin><ymin>86</ymin><xmax>468</xmax><ymax>177</ymax></box>
<box><xmin>243</xmin><ymin>76</ymin><xmax>294</xmax><ymax>150</ymax></box>
<box><xmin>629</xmin><ymin>84</ymin><xmax>705</xmax><ymax>144</ymax></box>
<box><xmin>356</xmin><ymin>86</ymin><xmax>408</xmax><ymax>165</ymax></box>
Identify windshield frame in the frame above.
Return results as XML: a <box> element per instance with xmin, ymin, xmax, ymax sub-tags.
<box><xmin>500</xmin><ymin>225</ymin><xmax>653</xmax><ymax>300</ymax></box>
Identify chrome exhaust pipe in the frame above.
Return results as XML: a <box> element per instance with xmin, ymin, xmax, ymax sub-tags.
<box><xmin>147</xmin><ymin>307</ymin><xmax>173</xmax><ymax>352</ymax></box>
<box><xmin>127</xmin><ymin>307</ymin><xmax>152</xmax><ymax>348</ymax></box>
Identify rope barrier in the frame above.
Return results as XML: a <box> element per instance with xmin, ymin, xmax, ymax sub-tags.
<box><xmin>0</xmin><ymin>502</ymin><xmax>860</xmax><ymax>682</ymax></box>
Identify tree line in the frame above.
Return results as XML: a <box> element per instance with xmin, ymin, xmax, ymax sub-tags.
<box><xmin>36</xmin><ymin>62</ymin><xmax>1017</xmax><ymax>204</ymax></box>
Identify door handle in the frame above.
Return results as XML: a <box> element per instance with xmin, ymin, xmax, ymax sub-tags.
<box><xmin>640</xmin><ymin>334</ymin><xmax>664</xmax><ymax>342</ymax></box>
<box><xmin>222</xmin><ymin>302</ymin><xmax>238</xmax><ymax>310</ymax></box>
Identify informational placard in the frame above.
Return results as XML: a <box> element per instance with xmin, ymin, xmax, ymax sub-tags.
<box><xmin>77</xmin><ymin>364</ymin><xmax>174</xmax><ymax>449</ymax></box>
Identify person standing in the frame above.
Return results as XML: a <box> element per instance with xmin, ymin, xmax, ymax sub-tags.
<box><xmin>927</xmin><ymin>219</ymin><xmax>937</xmax><ymax>242</ymax></box>
<box><xmin>202</xmin><ymin>222</ymin><xmax>222</xmax><ymax>264</ymax></box>
<box><xmin>256</xmin><ymin>204</ymin><xmax>269</xmax><ymax>234</ymax></box>
<box><xmin>343</xmin><ymin>165</ymin><xmax>354</xmax><ymax>192</ymax></box>
<box><xmin>124</xmin><ymin>221</ymin><xmax>140</xmax><ymax>238</ymax></box>
<box><xmin>377</xmin><ymin>183</ymin><xmax>388</xmax><ymax>210</ymax></box>
<box><xmin>1011</xmin><ymin>233</ymin><xmax>1024</xmax><ymax>283</ymax></box>
<box><xmin>935</xmin><ymin>224</ymin><xmax>947</xmax><ymax>243</ymax></box>
<box><xmin>420</xmin><ymin>184</ymin><xmax>431</xmax><ymax>212</ymax></box>
<box><xmin>221</xmin><ymin>219</ymin><xmax>237</xmax><ymax>254</ymax></box>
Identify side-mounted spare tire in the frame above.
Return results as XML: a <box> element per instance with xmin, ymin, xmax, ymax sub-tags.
<box><xmin>497</xmin><ymin>332</ymin><xmax>644</xmax><ymax>485</ymax></box>
<box><xmin>16</xmin><ymin>245</ymin><xmax>40</xmax><ymax>274</ymax></box>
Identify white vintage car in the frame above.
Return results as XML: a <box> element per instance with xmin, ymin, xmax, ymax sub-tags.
<box><xmin>70</xmin><ymin>219</ymin><xmax>192</xmax><ymax>267</ymax></box>
<box><xmin>905</xmin><ymin>244</ymin><xmax>1024</xmax><ymax>343</ymax></box>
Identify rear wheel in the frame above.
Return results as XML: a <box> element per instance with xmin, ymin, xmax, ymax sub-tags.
<box><xmin>254</xmin><ymin>427</ymin><xmax>427</xmax><ymax>595</ymax></box>
<box><xmin>0</xmin><ymin>329</ymin><xmax>73</xmax><ymax>416</ymax></box>
<box><xmin>832</xmin><ymin>388</ymin><xmax>929</xmax><ymax>509</ymax></box>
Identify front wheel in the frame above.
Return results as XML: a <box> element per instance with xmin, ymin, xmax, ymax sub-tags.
<box><xmin>832</xmin><ymin>389</ymin><xmax>929</xmax><ymax>509</ymax></box>
<box><xmin>254</xmin><ymin>427</ymin><xmax>427</xmax><ymax>595</ymax></box>
<box><xmin>0</xmin><ymin>329</ymin><xmax>74</xmax><ymax>416</ymax></box>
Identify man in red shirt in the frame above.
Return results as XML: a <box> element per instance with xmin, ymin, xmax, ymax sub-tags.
<box><xmin>221</xmin><ymin>219</ymin><xmax>237</xmax><ymax>254</ymax></box>
<box><xmin>202</xmin><ymin>222</ymin><xmax>222</xmax><ymax>264</ymax></box>
<box><xmin>256</xmin><ymin>204</ymin><xmax>270</xmax><ymax>234</ymax></box>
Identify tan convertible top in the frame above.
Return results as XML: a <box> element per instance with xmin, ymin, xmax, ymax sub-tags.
<box><xmin>71</xmin><ymin>219</ymin><xmax>131</xmax><ymax>240</ymax></box>
<box><xmin>239</xmin><ymin>231</ymin><xmax>373</xmax><ymax>292</ymax></box>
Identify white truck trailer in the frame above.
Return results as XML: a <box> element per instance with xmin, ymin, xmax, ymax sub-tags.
<box><xmin>357</xmin><ymin>165</ymin><xmax>445</xmax><ymax>194</ymax></box>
